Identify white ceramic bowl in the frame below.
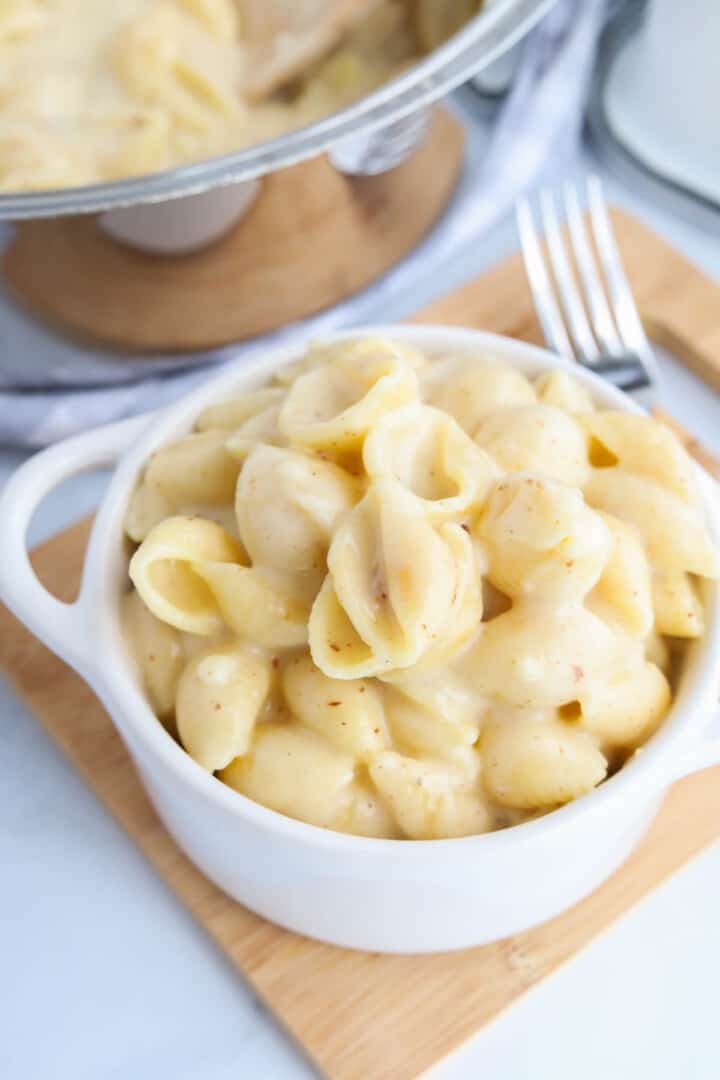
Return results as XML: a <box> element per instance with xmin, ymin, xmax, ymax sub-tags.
<box><xmin>2</xmin><ymin>326</ymin><xmax>719</xmax><ymax>954</ymax></box>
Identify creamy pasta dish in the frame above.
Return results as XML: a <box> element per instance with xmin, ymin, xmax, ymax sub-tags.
<box><xmin>0</xmin><ymin>0</ymin><xmax>481</xmax><ymax>192</ymax></box>
<box><xmin>122</xmin><ymin>337</ymin><xmax>719</xmax><ymax>839</ymax></box>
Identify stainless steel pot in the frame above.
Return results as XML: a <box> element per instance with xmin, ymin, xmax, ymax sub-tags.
<box><xmin>0</xmin><ymin>0</ymin><xmax>557</xmax><ymax>222</ymax></box>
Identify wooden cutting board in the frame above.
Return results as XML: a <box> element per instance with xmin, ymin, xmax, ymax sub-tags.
<box><xmin>2</xmin><ymin>209</ymin><xmax>719</xmax><ymax>1080</ymax></box>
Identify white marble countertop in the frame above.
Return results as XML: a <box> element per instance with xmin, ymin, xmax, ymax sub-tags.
<box><xmin>1</xmin><ymin>124</ymin><xmax>719</xmax><ymax>1079</ymax></box>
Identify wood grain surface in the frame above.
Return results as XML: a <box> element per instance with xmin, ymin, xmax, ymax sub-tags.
<box><xmin>2</xmin><ymin>210</ymin><xmax>719</xmax><ymax>1080</ymax></box>
<box><xmin>3</xmin><ymin>110</ymin><xmax>463</xmax><ymax>352</ymax></box>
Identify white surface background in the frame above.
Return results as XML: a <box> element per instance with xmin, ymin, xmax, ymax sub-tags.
<box><xmin>1</xmin><ymin>115</ymin><xmax>720</xmax><ymax>1078</ymax></box>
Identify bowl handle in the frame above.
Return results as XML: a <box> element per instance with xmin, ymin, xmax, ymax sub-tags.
<box><xmin>0</xmin><ymin>414</ymin><xmax>152</xmax><ymax>675</ymax></box>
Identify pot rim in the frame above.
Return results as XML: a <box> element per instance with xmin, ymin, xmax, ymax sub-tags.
<box><xmin>0</xmin><ymin>0</ymin><xmax>558</xmax><ymax>220</ymax></box>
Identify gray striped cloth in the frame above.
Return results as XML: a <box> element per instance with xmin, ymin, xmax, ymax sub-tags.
<box><xmin>0</xmin><ymin>0</ymin><xmax>606</xmax><ymax>446</ymax></box>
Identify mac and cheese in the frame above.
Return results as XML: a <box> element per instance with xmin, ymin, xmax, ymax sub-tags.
<box><xmin>122</xmin><ymin>336</ymin><xmax>719</xmax><ymax>838</ymax></box>
<box><xmin>0</xmin><ymin>0</ymin><xmax>457</xmax><ymax>191</ymax></box>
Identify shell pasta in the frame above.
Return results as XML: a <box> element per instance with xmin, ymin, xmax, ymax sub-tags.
<box><xmin>122</xmin><ymin>336</ymin><xmax>719</xmax><ymax>839</ymax></box>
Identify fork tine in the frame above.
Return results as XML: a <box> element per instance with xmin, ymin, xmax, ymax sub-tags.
<box><xmin>563</xmin><ymin>182</ymin><xmax>624</xmax><ymax>356</ymax></box>
<box><xmin>516</xmin><ymin>198</ymin><xmax>574</xmax><ymax>361</ymax></box>
<box><xmin>586</xmin><ymin>177</ymin><xmax>654</xmax><ymax>364</ymax></box>
<box><xmin>539</xmin><ymin>188</ymin><xmax>599</xmax><ymax>362</ymax></box>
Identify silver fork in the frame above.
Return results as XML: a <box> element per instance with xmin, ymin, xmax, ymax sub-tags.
<box><xmin>516</xmin><ymin>176</ymin><xmax>658</xmax><ymax>408</ymax></box>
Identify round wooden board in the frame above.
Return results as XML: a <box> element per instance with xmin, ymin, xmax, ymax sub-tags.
<box><xmin>3</xmin><ymin>109</ymin><xmax>464</xmax><ymax>353</ymax></box>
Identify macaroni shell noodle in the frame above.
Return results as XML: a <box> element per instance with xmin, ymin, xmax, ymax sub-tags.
<box><xmin>278</xmin><ymin>338</ymin><xmax>419</xmax><ymax>450</ymax></box>
<box><xmin>369</xmin><ymin>750</ymin><xmax>491</xmax><ymax>839</ymax></box>
<box><xmin>176</xmin><ymin>641</ymin><xmax>271</xmax><ymax>771</ymax></box>
<box><xmin>474</xmin><ymin>404</ymin><xmax>589</xmax><ymax>487</ymax></box>
<box><xmin>646</xmin><ymin>631</ymin><xmax>671</xmax><ymax>675</ymax></box>
<box><xmin>476</xmin><ymin>474</ymin><xmax>612</xmax><ymax>601</ymax></box>
<box><xmin>395</xmin><ymin>521</ymin><xmax>483</xmax><ymax>674</ymax></box>
<box><xmin>363</xmin><ymin>402</ymin><xmax>500</xmax><ymax>521</ymax></box>
<box><xmin>422</xmin><ymin>357</ymin><xmax>537</xmax><ymax>434</ymax></box>
<box><xmin>534</xmin><ymin>369</ymin><xmax>596</xmax><ymax>414</ymax></box>
<box><xmin>235</xmin><ymin>443</ymin><xmax>360</xmax><ymax>577</ymax></box>
<box><xmin>307</xmin><ymin>575</ymin><xmax>384</xmax><ymax>679</ymax></box>
<box><xmin>1</xmin><ymin>2</ymin><xmax>47</xmax><ymax>43</ymax></box>
<box><xmin>379</xmin><ymin>667</ymin><xmax>480</xmax><ymax>733</ymax></box>
<box><xmin>178</xmin><ymin>0</ymin><xmax>238</xmax><ymax>40</ymax></box>
<box><xmin>304</xmin><ymin>336</ymin><xmax>427</xmax><ymax>374</ymax></box>
<box><xmin>482</xmin><ymin>717</ymin><xmax>608</xmax><ymax>809</ymax></box>
<box><xmin>309</xmin><ymin>479</ymin><xmax>479</xmax><ymax>677</ymax></box>
<box><xmin>121</xmin><ymin>336</ymin><xmax>720</xmax><ymax>839</ymax></box>
<box><xmin>125</xmin><ymin>431</ymin><xmax>241</xmax><ymax>540</ymax></box>
<box><xmin>282</xmin><ymin>653</ymin><xmax>388</xmax><ymax>760</ymax></box>
<box><xmin>581</xmin><ymin>411</ymin><xmax>701</xmax><ymax>504</ymax></box>
<box><xmin>125</xmin><ymin>482</ymin><xmax>175</xmax><ymax>544</ymax></box>
<box><xmin>586</xmin><ymin>470</ymin><xmax>719</xmax><ymax>577</ymax></box>
<box><xmin>122</xmin><ymin>590</ymin><xmax>184</xmax><ymax>720</ymax></box>
<box><xmin>113</xmin><ymin>3</ymin><xmax>240</xmax><ymax>131</ymax></box>
<box><xmin>268</xmin><ymin>337</ymin><xmax>424</xmax><ymax>391</ymax></box>
<box><xmin>383</xmin><ymin>685</ymin><xmax>479</xmax><ymax>758</ymax></box>
<box><xmin>129</xmin><ymin>515</ymin><xmax>245</xmax><ymax>634</ymax></box>
<box><xmin>193</xmin><ymin>561</ymin><xmax>312</xmax><ymax>649</ymax></box>
<box><xmin>224</xmin><ymin>404</ymin><xmax>287</xmax><ymax>463</ymax></box>
<box><xmin>587</xmin><ymin>512</ymin><xmax>654</xmax><ymax>638</ymax></box>
<box><xmin>651</xmin><ymin>571</ymin><xmax>705</xmax><ymax>638</ymax></box>
<box><xmin>220</xmin><ymin>726</ymin><xmax>397</xmax><ymax>838</ymax></box>
<box><xmin>0</xmin><ymin>126</ymin><xmax>85</xmax><ymax>191</ymax></box>
<box><xmin>195</xmin><ymin>388</ymin><xmax>285</xmax><ymax>432</ymax></box>
<box><xmin>144</xmin><ymin>431</ymin><xmax>240</xmax><ymax>505</ymax></box>
<box><xmin>464</xmin><ymin>602</ymin><xmax>629</xmax><ymax>709</ymax></box>
<box><xmin>106</xmin><ymin>107</ymin><xmax>175</xmax><ymax>179</ymax></box>
<box><xmin>578</xmin><ymin>662</ymin><xmax>670</xmax><ymax>750</ymax></box>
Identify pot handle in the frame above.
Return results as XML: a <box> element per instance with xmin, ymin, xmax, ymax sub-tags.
<box><xmin>0</xmin><ymin>414</ymin><xmax>152</xmax><ymax>675</ymax></box>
